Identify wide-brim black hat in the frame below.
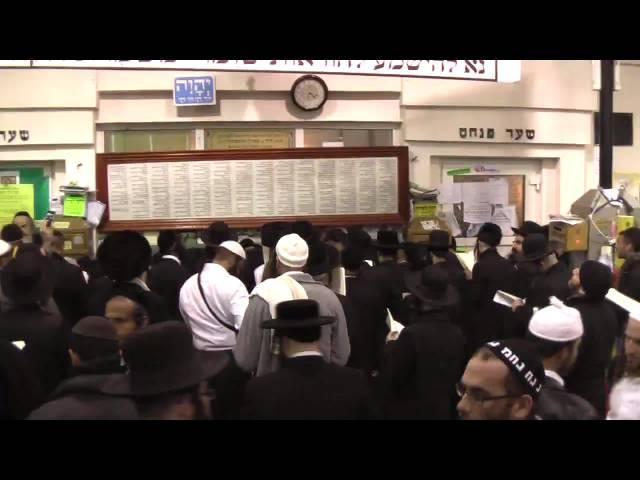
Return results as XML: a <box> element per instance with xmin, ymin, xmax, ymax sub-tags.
<box><xmin>200</xmin><ymin>221</ymin><xmax>236</xmax><ymax>246</ymax></box>
<box><xmin>306</xmin><ymin>241</ymin><xmax>340</xmax><ymax>277</ymax></box>
<box><xmin>100</xmin><ymin>323</ymin><xmax>229</xmax><ymax>397</ymax></box>
<box><xmin>261</xmin><ymin>222</ymin><xmax>292</xmax><ymax>249</ymax></box>
<box><xmin>1</xmin><ymin>251</ymin><xmax>54</xmax><ymax>305</ymax></box>
<box><xmin>262</xmin><ymin>299</ymin><xmax>335</xmax><ymax>329</ymax></box>
<box><xmin>517</xmin><ymin>233</ymin><xmax>554</xmax><ymax>262</ymax></box>
<box><xmin>375</xmin><ymin>230</ymin><xmax>401</xmax><ymax>250</ymax></box>
<box><xmin>511</xmin><ymin>221</ymin><xmax>545</xmax><ymax>238</ymax></box>
<box><xmin>404</xmin><ymin>266</ymin><xmax>459</xmax><ymax>309</ymax></box>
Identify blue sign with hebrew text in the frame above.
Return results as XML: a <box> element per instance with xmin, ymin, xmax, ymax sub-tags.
<box><xmin>174</xmin><ymin>76</ymin><xmax>216</xmax><ymax>106</ymax></box>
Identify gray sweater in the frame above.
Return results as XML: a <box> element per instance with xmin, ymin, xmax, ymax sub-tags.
<box><xmin>233</xmin><ymin>272</ymin><xmax>351</xmax><ymax>377</ymax></box>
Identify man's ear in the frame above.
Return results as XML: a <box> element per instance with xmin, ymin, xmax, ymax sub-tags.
<box><xmin>511</xmin><ymin>395</ymin><xmax>534</xmax><ymax>420</ymax></box>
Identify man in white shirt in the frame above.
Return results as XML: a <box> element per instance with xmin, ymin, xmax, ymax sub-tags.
<box><xmin>180</xmin><ymin>241</ymin><xmax>249</xmax><ymax>352</ymax></box>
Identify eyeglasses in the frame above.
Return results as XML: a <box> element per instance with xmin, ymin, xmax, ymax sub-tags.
<box><xmin>456</xmin><ymin>382</ymin><xmax>521</xmax><ymax>404</ymax></box>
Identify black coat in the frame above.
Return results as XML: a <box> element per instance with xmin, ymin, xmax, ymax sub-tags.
<box><xmin>0</xmin><ymin>340</ymin><xmax>44</xmax><ymax>420</ymax></box>
<box><xmin>240</xmin><ymin>356</ymin><xmax>378</xmax><ymax>420</ymax></box>
<box><xmin>359</xmin><ymin>260</ymin><xmax>404</xmax><ymax>319</ymax></box>
<box><xmin>535</xmin><ymin>375</ymin><xmax>598</xmax><ymax>420</ymax></box>
<box><xmin>564</xmin><ymin>295</ymin><xmax>618</xmax><ymax>417</ymax></box>
<box><xmin>344</xmin><ymin>274</ymin><xmax>388</xmax><ymax>374</ymax></box>
<box><xmin>87</xmin><ymin>281</ymin><xmax>171</xmax><ymax>325</ymax></box>
<box><xmin>506</xmin><ymin>261</ymin><xmax>573</xmax><ymax>339</ymax></box>
<box><xmin>0</xmin><ymin>306</ymin><xmax>70</xmax><ymax>395</ymax></box>
<box><xmin>468</xmin><ymin>248</ymin><xmax>516</xmax><ymax>349</ymax></box>
<box><xmin>27</xmin><ymin>374</ymin><xmax>138</xmax><ymax>420</ymax></box>
<box><xmin>49</xmin><ymin>253</ymin><xmax>89</xmax><ymax>328</ymax></box>
<box><xmin>147</xmin><ymin>258</ymin><xmax>190</xmax><ymax>322</ymax></box>
<box><xmin>618</xmin><ymin>253</ymin><xmax>640</xmax><ymax>301</ymax></box>
<box><xmin>381</xmin><ymin>310</ymin><xmax>466</xmax><ymax>420</ymax></box>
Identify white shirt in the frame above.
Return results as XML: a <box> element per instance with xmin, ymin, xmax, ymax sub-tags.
<box><xmin>180</xmin><ymin>263</ymin><xmax>249</xmax><ymax>351</ymax></box>
<box><xmin>545</xmin><ymin>369</ymin><xmax>565</xmax><ymax>387</ymax></box>
<box><xmin>254</xmin><ymin>264</ymin><xmax>265</xmax><ymax>285</ymax></box>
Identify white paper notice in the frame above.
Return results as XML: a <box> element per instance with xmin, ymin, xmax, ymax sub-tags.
<box><xmin>439</xmin><ymin>207</ymin><xmax>462</xmax><ymax>237</ymax></box>
<box><xmin>488</xmin><ymin>178</ymin><xmax>509</xmax><ymax>205</ymax></box>
<box><xmin>493</xmin><ymin>290</ymin><xmax>524</xmax><ymax>308</ymax></box>
<box><xmin>274</xmin><ymin>160</ymin><xmax>295</xmax><ymax>216</ymax></box>
<box><xmin>464</xmin><ymin>203</ymin><xmax>492</xmax><ymax>224</ymax></box>
<box><xmin>316</xmin><ymin>159</ymin><xmax>337</xmax><ymax>214</ymax></box>
<box><xmin>211</xmin><ymin>161</ymin><xmax>233</xmax><ymax>217</ymax></box>
<box><xmin>438</xmin><ymin>183</ymin><xmax>462</xmax><ymax>204</ymax></box>
<box><xmin>107</xmin><ymin>164</ymin><xmax>130</xmax><ymax>221</ymax></box>
<box><xmin>462</xmin><ymin>182</ymin><xmax>491</xmax><ymax>205</ymax></box>
<box><xmin>491</xmin><ymin>205</ymin><xmax>517</xmax><ymax>236</ymax></box>
<box><xmin>375</xmin><ymin>157</ymin><xmax>397</xmax><ymax>213</ymax></box>
<box><xmin>386</xmin><ymin>309</ymin><xmax>404</xmax><ymax>334</ymax></box>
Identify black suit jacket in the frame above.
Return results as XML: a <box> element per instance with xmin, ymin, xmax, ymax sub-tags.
<box><xmin>359</xmin><ymin>260</ymin><xmax>404</xmax><ymax>319</ymax></box>
<box><xmin>87</xmin><ymin>281</ymin><xmax>171</xmax><ymax>325</ymax></box>
<box><xmin>147</xmin><ymin>258</ymin><xmax>190</xmax><ymax>322</ymax></box>
<box><xmin>468</xmin><ymin>248</ymin><xmax>515</xmax><ymax>349</ymax></box>
<box><xmin>0</xmin><ymin>306</ymin><xmax>70</xmax><ymax>395</ymax></box>
<box><xmin>344</xmin><ymin>274</ymin><xmax>388</xmax><ymax>374</ymax></box>
<box><xmin>240</xmin><ymin>356</ymin><xmax>378</xmax><ymax>420</ymax></box>
<box><xmin>564</xmin><ymin>295</ymin><xmax>618</xmax><ymax>417</ymax></box>
<box><xmin>381</xmin><ymin>311</ymin><xmax>466</xmax><ymax>419</ymax></box>
<box><xmin>49</xmin><ymin>253</ymin><xmax>89</xmax><ymax>328</ymax></box>
<box><xmin>535</xmin><ymin>375</ymin><xmax>598</xmax><ymax>420</ymax></box>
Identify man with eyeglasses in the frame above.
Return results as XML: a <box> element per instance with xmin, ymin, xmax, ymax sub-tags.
<box><xmin>457</xmin><ymin>338</ymin><xmax>545</xmax><ymax>420</ymax></box>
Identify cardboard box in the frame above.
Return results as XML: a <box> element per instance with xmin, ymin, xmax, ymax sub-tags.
<box><xmin>406</xmin><ymin>216</ymin><xmax>450</xmax><ymax>243</ymax></box>
<box><xmin>548</xmin><ymin>221</ymin><xmax>589</xmax><ymax>252</ymax></box>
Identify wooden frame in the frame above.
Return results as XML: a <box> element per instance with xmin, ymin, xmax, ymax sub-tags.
<box><xmin>96</xmin><ymin>146</ymin><xmax>409</xmax><ymax>232</ymax></box>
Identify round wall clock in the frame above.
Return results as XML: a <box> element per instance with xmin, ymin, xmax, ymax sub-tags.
<box><xmin>291</xmin><ymin>75</ymin><xmax>328</xmax><ymax>111</ymax></box>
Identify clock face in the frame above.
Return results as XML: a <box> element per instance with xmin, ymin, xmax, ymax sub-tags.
<box><xmin>292</xmin><ymin>75</ymin><xmax>328</xmax><ymax>111</ymax></box>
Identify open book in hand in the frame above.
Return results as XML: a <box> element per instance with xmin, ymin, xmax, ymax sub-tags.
<box><xmin>493</xmin><ymin>290</ymin><xmax>524</xmax><ymax>308</ymax></box>
<box><xmin>386</xmin><ymin>308</ymin><xmax>404</xmax><ymax>334</ymax></box>
<box><xmin>606</xmin><ymin>288</ymin><xmax>640</xmax><ymax>313</ymax></box>
<box><xmin>455</xmin><ymin>250</ymin><xmax>476</xmax><ymax>273</ymax></box>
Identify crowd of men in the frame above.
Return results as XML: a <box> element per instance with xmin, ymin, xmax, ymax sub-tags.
<box><xmin>1</xmin><ymin>210</ymin><xmax>640</xmax><ymax>420</ymax></box>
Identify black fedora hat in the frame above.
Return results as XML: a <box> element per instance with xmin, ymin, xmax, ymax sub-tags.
<box><xmin>200</xmin><ymin>221</ymin><xmax>235</xmax><ymax>246</ymax></box>
<box><xmin>262</xmin><ymin>299</ymin><xmax>335</xmax><ymax>330</ymax></box>
<box><xmin>1</xmin><ymin>250</ymin><xmax>53</xmax><ymax>306</ymax></box>
<box><xmin>306</xmin><ymin>241</ymin><xmax>340</xmax><ymax>277</ymax></box>
<box><xmin>517</xmin><ymin>233</ymin><xmax>554</xmax><ymax>262</ymax></box>
<box><xmin>261</xmin><ymin>222</ymin><xmax>292</xmax><ymax>249</ymax></box>
<box><xmin>375</xmin><ymin>230</ymin><xmax>401</xmax><ymax>250</ymax></box>
<box><xmin>428</xmin><ymin>229</ymin><xmax>453</xmax><ymax>251</ymax></box>
<box><xmin>511</xmin><ymin>221</ymin><xmax>545</xmax><ymax>238</ymax></box>
<box><xmin>404</xmin><ymin>265</ymin><xmax>459</xmax><ymax>309</ymax></box>
<box><xmin>101</xmin><ymin>322</ymin><xmax>229</xmax><ymax>397</ymax></box>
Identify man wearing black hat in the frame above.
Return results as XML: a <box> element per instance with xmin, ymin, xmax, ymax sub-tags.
<box><xmin>457</xmin><ymin>339</ymin><xmax>544</xmax><ymax>420</ymax></box>
<box><xmin>44</xmin><ymin>229</ymin><xmax>89</xmax><ymax>327</ymax></box>
<box><xmin>341</xmin><ymin>247</ymin><xmax>388</xmax><ymax>375</ymax></box>
<box><xmin>383</xmin><ymin>266</ymin><xmax>466</xmax><ymax>419</ymax></box>
<box><xmin>509</xmin><ymin>221</ymin><xmax>545</xmax><ymax>261</ymax></box>
<box><xmin>105</xmin><ymin>292</ymin><xmax>150</xmax><ymax>343</ymax></box>
<box><xmin>359</xmin><ymin>230</ymin><xmax>404</xmax><ymax>318</ymax></box>
<box><xmin>468</xmin><ymin>223</ymin><xmax>516</xmax><ymax>351</ymax></box>
<box><xmin>240</xmin><ymin>299</ymin><xmax>376</xmax><ymax>420</ymax></box>
<box><xmin>1</xmin><ymin>223</ymin><xmax>24</xmax><ymax>249</ymax></box>
<box><xmin>509</xmin><ymin>234</ymin><xmax>572</xmax><ymax>337</ymax></box>
<box><xmin>89</xmin><ymin>231</ymin><xmax>170</xmax><ymax>325</ymax></box>
<box><xmin>428</xmin><ymin>230</ymin><xmax>466</xmax><ymax>294</ymax></box>
<box><xmin>564</xmin><ymin>261</ymin><xmax>618</xmax><ymax>416</ymax></box>
<box><xmin>616</xmin><ymin>227</ymin><xmax>640</xmax><ymax>302</ymax></box>
<box><xmin>147</xmin><ymin>230</ymin><xmax>190</xmax><ymax>322</ymax></box>
<box><xmin>346</xmin><ymin>227</ymin><xmax>376</xmax><ymax>266</ymax></box>
<box><xmin>0</xmin><ymin>251</ymin><xmax>70</xmax><ymax>395</ymax></box>
<box><xmin>27</xmin><ymin>316</ymin><xmax>131</xmax><ymax>420</ymax></box>
<box><xmin>102</xmin><ymin>322</ymin><xmax>229</xmax><ymax>420</ymax></box>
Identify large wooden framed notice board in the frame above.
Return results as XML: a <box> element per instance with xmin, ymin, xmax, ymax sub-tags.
<box><xmin>96</xmin><ymin>147</ymin><xmax>409</xmax><ymax>232</ymax></box>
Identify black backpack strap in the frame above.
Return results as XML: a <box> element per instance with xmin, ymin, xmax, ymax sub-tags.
<box><xmin>197</xmin><ymin>272</ymin><xmax>239</xmax><ymax>335</ymax></box>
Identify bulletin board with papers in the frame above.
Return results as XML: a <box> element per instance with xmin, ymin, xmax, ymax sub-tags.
<box><xmin>438</xmin><ymin>175</ymin><xmax>524</xmax><ymax>238</ymax></box>
<box><xmin>96</xmin><ymin>147</ymin><xmax>410</xmax><ymax>232</ymax></box>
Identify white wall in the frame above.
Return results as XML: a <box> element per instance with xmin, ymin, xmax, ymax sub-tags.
<box><xmin>0</xmin><ymin>61</ymin><xmax>609</xmax><ymax>213</ymax></box>
<box><xmin>613</xmin><ymin>63</ymin><xmax>640</xmax><ymax>173</ymax></box>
